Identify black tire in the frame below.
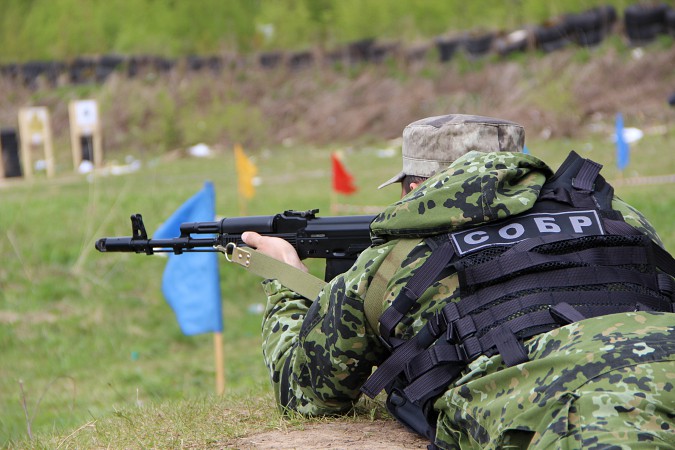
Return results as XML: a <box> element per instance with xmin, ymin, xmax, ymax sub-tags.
<box><xmin>534</xmin><ymin>21</ymin><xmax>571</xmax><ymax>52</ymax></box>
<box><xmin>69</xmin><ymin>57</ymin><xmax>97</xmax><ymax>84</ymax></box>
<box><xmin>259</xmin><ymin>52</ymin><xmax>283</xmax><ymax>69</ymax></box>
<box><xmin>435</xmin><ymin>37</ymin><xmax>461</xmax><ymax>62</ymax></box>
<box><xmin>624</xmin><ymin>3</ymin><xmax>669</xmax><ymax>45</ymax></box>
<box><xmin>666</xmin><ymin>7</ymin><xmax>675</xmax><ymax>37</ymax></box>
<box><xmin>464</xmin><ymin>32</ymin><xmax>494</xmax><ymax>57</ymax></box>
<box><xmin>566</xmin><ymin>10</ymin><xmax>604</xmax><ymax>46</ymax></box>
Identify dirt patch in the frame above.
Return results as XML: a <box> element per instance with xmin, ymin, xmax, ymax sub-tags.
<box><xmin>230</xmin><ymin>420</ymin><xmax>428</xmax><ymax>449</ymax></box>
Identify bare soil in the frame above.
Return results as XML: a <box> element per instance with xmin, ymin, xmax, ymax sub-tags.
<box><xmin>229</xmin><ymin>420</ymin><xmax>428</xmax><ymax>449</ymax></box>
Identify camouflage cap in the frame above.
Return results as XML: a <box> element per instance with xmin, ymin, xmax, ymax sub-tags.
<box><xmin>378</xmin><ymin>114</ymin><xmax>525</xmax><ymax>188</ymax></box>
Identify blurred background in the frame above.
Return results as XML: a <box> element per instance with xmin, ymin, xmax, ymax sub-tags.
<box><xmin>0</xmin><ymin>0</ymin><xmax>674</xmax><ymax>162</ymax></box>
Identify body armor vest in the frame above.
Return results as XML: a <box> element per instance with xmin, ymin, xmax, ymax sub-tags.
<box><xmin>360</xmin><ymin>151</ymin><xmax>675</xmax><ymax>444</ymax></box>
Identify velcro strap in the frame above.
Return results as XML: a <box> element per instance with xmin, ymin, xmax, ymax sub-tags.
<box><xmin>549</xmin><ymin>302</ymin><xmax>586</xmax><ymax>325</ymax></box>
<box><xmin>657</xmin><ymin>274</ymin><xmax>674</xmax><ymax>298</ymax></box>
<box><xmin>572</xmin><ymin>158</ymin><xmax>602</xmax><ymax>191</ymax></box>
<box><xmin>492</xmin><ymin>323</ymin><xmax>529</xmax><ymax>367</ymax></box>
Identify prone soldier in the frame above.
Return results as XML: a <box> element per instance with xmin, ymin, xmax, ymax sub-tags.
<box><xmin>242</xmin><ymin>114</ymin><xmax>675</xmax><ymax>449</ymax></box>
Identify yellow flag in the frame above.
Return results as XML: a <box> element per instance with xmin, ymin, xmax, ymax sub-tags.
<box><xmin>234</xmin><ymin>144</ymin><xmax>257</xmax><ymax>200</ymax></box>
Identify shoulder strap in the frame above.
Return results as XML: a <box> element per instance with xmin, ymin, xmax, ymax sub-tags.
<box><xmin>364</xmin><ymin>238</ymin><xmax>422</xmax><ymax>334</ymax></box>
<box><xmin>219</xmin><ymin>244</ymin><xmax>327</xmax><ymax>300</ymax></box>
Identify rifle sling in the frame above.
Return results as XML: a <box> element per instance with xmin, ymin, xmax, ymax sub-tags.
<box><xmin>218</xmin><ymin>245</ymin><xmax>327</xmax><ymax>300</ymax></box>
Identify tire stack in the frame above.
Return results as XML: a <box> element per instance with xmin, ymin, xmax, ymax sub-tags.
<box><xmin>533</xmin><ymin>19</ymin><xmax>571</xmax><ymax>53</ymax></box>
<box><xmin>464</xmin><ymin>32</ymin><xmax>494</xmax><ymax>58</ymax></box>
<box><xmin>566</xmin><ymin>5</ymin><xmax>618</xmax><ymax>47</ymax></box>
<box><xmin>435</xmin><ymin>37</ymin><xmax>461</xmax><ymax>62</ymax></box>
<box><xmin>624</xmin><ymin>3</ymin><xmax>672</xmax><ymax>45</ymax></box>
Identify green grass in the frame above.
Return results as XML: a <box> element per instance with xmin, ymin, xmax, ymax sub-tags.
<box><xmin>1</xmin><ymin>134</ymin><xmax>673</xmax><ymax>448</ymax></box>
<box><xmin>0</xmin><ymin>0</ymin><xmax>640</xmax><ymax>61</ymax></box>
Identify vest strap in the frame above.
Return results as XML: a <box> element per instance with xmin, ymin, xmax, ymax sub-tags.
<box><xmin>379</xmin><ymin>240</ymin><xmax>455</xmax><ymax>344</ymax></box>
<box><xmin>363</xmin><ymin>238</ymin><xmax>421</xmax><ymax>334</ymax></box>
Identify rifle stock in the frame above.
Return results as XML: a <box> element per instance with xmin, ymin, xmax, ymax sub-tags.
<box><xmin>95</xmin><ymin>209</ymin><xmax>377</xmax><ymax>281</ymax></box>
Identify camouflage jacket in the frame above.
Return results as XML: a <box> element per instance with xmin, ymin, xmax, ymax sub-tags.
<box><xmin>261</xmin><ymin>151</ymin><xmax>675</xmax><ymax>449</ymax></box>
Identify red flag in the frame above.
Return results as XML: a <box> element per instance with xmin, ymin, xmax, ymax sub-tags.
<box><xmin>332</xmin><ymin>153</ymin><xmax>357</xmax><ymax>195</ymax></box>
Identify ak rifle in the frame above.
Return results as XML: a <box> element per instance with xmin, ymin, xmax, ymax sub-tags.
<box><xmin>95</xmin><ymin>209</ymin><xmax>376</xmax><ymax>281</ymax></box>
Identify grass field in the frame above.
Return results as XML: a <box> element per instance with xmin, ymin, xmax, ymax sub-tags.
<box><xmin>1</xmin><ymin>132</ymin><xmax>673</xmax><ymax>448</ymax></box>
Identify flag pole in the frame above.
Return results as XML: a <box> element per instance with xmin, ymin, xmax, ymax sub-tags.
<box><xmin>214</xmin><ymin>331</ymin><xmax>225</xmax><ymax>394</ymax></box>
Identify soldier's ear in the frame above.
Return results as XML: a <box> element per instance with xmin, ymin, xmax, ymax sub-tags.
<box><xmin>401</xmin><ymin>182</ymin><xmax>420</xmax><ymax>198</ymax></box>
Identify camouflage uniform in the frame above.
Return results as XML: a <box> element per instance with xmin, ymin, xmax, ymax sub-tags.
<box><xmin>261</xmin><ymin>149</ymin><xmax>675</xmax><ymax>449</ymax></box>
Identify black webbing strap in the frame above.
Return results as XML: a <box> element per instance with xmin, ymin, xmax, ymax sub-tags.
<box><xmin>492</xmin><ymin>323</ymin><xmax>530</xmax><ymax>366</ymax></box>
<box><xmin>404</xmin><ymin>343</ymin><xmax>467</xmax><ymax>381</ymax></box>
<box><xmin>595</xmin><ymin>218</ymin><xmax>675</xmax><ymax>282</ymax></box>
<box><xmin>403</xmin><ymin>361</ymin><xmax>465</xmax><ymax>404</ymax></box>
<box><xmin>460</xmin><ymin>264</ymin><xmax>662</xmax><ymax>303</ymax></box>
<box><xmin>572</xmin><ymin>158</ymin><xmax>602</xmax><ymax>190</ymax></box>
<box><xmin>361</xmin><ymin>312</ymin><xmax>447</xmax><ymax>398</ymax></box>
<box><xmin>550</xmin><ymin>302</ymin><xmax>587</xmax><ymax>324</ymax></box>
<box><xmin>459</xmin><ymin>289</ymin><xmax>670</xmax><ymax>336</ymax></box>
<box><xmin>378</xmin><ymin>240</ymin><xmax>455</xmax><ymax>344</ymax></box>
<box><xmin>479</xmin><ymin>309</ymin><xmax>562</xmax><ymax>350</ymax></box>
<box><xmin>461</xmin><ymin>241</ymin><xmax>651</xmax><ymax>288</ymax></box>
<box><xmin>652</xmin><ymin>243</ymin><xmax>675</xmax><ymax>277</ymax></box>
<box><xmin>401</xmin><ymin>310</ymin><xmax>552</xmax><ymax>403</ymax></box>
<box><xmin>602</xmin><ymin>218</ymin><xmax>641</xmax><ymax>235</ymax></box>
<box><xmin>402</xmin><ymin>308</ymin><xmax>558</xmax><ymax>393</ymax></box>
<box><xmin>403</xmin><ymin>286</ymin><xmax>671</xmax><ymax>384</ymax></box>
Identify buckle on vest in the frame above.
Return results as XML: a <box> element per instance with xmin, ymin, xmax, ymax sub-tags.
<box><xmin>441</xmin><ymin>302</ymin><xmax>461</xmax><ymax>343</ymax></box>
<box><xmin>457</xmin><ymin>336</ymin><xmax>482</xmax><ymax>362</ymax></box>
<box><xmin>428</xmin><ymin>311</ymin><xmax>448</xmax><ymax>340</ymax></box>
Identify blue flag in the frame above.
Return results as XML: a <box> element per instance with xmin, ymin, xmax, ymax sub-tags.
<box><xmin>153</xmin><ymin>182</ymin><xmax>223</xmax><ymax>335</ymax></box>
<box><xmin>523</xmin><ymin>145</ymin><xmax>529</xmax><ymax>155</ymax></box>
<box><xmin>616</xmin><ymin>113</ymin><xmax>629</xmax><ymax>171</ymax></box>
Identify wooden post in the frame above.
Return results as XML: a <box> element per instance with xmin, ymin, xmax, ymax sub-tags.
<box><xmin>213</xmin><ymin>332</ymin><xmax>225</xmax><ymax>395</ymax></box>
<box><xmin>69</xmin><ymin>100</ymin><xmax>103</xmax><ymax>171</ymax></box>
<box><xmin>17</xmin><ymin>107</ymin><xmax>55</xmax><ymax>179</ymax></box>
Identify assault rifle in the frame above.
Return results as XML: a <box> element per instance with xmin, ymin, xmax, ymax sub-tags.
<box><xmin>95</xmin><ymin>209</ymin><xmax>376</xmax><ymax>281</ymax></box>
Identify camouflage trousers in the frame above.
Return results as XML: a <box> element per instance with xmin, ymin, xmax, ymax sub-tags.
<box><xmin>433</xmin><ymin>312</ymin><xmax>675</xmax><ymax>450</ymax></box>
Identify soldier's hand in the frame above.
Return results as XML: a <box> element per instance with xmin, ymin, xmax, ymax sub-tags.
<box><xmin>241</xmin><ymin>231</ymin><xmax>309</xmax><ymax>273</ymax></box>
